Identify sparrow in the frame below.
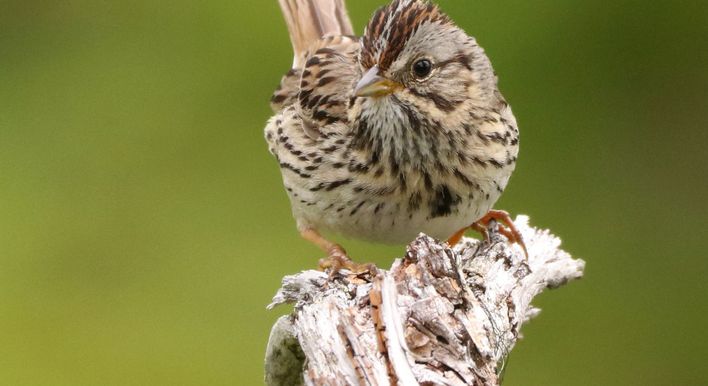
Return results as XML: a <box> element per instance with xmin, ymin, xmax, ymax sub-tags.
<box><xmin>265</xmin><ymin>0</ymin><xmax>525</xmax><ymax>270</ymax></box>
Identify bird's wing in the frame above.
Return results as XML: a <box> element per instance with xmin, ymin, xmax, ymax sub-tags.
<box><xmin>295</xmin><ymin>36</ymin><xmax>359</xmax><ymax>129</ymax></box>
<box><xmin>271</xmin><ymin>36</ymin><xmax>359</xmax><ymax>135</ymax></box>
<box><xmin>271</xmin><ymin>1</ymin><xmax>360</xmax><ymax>136</ymax></box>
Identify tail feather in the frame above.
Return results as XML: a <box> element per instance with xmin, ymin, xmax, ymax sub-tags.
<box><xmin>278</xmin><ymin>0</ymin><xmax>354</xmax><ymax>68</ymax></box>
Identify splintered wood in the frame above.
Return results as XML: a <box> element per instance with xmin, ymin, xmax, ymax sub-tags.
<box><xmin>265</xmin><ymin>216</ymin><xmax>585</xmax><ymax>386</ymax></box>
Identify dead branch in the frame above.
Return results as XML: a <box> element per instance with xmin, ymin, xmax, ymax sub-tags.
<box><xmin>265</xmin><ymin>216</ymin><xmax>584</xmax><ymax>386</ymax></box>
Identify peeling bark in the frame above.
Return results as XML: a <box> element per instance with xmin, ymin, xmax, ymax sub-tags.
<box><xmin>265</xmin><ymin>216</ymin><xmax>585</xmax><ymax>386</ymax></box>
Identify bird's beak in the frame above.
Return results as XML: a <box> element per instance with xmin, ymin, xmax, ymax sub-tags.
<box><xmin>354</xmin><ymin>66</ymin><xmax>400</xmax><ymax>97</ymax></box>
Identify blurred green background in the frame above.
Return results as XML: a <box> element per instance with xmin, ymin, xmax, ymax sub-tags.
<box><xmin>1</xmin><ymin>0</ymin><xmax>706</xmax><ymax>385</ymax></box>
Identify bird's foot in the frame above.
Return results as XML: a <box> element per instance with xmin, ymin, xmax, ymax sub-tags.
<box><xmin>477</xmin><ymin>210</ymin><xmax>528</xmax><ymax>258</ymax></box>
<box><xmin>448</xmin><ymin>210</ymin><xmax>528</xmax><ymax>258</ymax></box>
<box><xmin>300</xmin><ymin>227</ymin><xmax>377</xmax><ymax>279</ymax></box>
<box><xmin>319</xmin><ymin>249</ymin><xmax>378</xmax><ymax>279</ymax></box>
<box><xmin>318</xmin><ymin>247</ymin><xmax>377</xmax><ymax>279</ymax></box>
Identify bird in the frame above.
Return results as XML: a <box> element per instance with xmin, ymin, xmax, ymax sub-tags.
<box><xmin>265</xmin><ymin>0</ymin><xmax>525</xmax><ymax>271</ymax></box>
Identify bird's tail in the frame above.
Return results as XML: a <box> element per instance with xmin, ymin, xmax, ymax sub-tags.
<box><xmin>278</xmin><ymin>0</ymin><xmax>354</xmax><ymax>68</ymax></box>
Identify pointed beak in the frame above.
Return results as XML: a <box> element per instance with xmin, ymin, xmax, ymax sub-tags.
<box><xmin>354</xmin><ymin>66</ymin><xmax>400</xmax><ymax>97</ymax></box>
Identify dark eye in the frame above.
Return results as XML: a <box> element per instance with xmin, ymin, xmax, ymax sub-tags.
<box><xmin>412</xmin><ymin>59</ymin><xmax>432</xmax><ymax>79</ymax></box>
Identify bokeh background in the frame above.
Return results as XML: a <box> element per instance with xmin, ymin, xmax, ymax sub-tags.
<box><xmin>1</xmin><ymin>0</ymin><xmax>707</xmax><ymax>385</ymax></box>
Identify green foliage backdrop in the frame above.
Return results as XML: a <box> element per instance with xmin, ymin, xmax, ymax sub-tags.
<box><xmin>1</xmin><ymin>1</ymin><xmax>706</xmax><ymax>385</ymax></box>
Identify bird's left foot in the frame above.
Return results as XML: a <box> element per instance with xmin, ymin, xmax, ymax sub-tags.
<box><xmin>300</xmin><ymin>227</ymin><xmax>378</xmax><ymax>278</ymax></box>
<box><xmin>448</xmin><ymin>209</ymin><xmax>528</xmax><ymax>258</ymax></box>
<box><xmin>318</xmin><ymin>252</ymin><xmax>377</xmax><ymax>278</ymax></box>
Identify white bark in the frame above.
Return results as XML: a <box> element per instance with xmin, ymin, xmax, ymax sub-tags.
<box><xmin>265</xmin><ymin>215</ymin><xmax>585</xmax><ymax>386</ymax></box>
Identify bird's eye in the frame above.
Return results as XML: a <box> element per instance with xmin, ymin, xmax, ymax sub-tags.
<box><xmin>412</xmin><ymin>59</ymin><xmax>432</xmax><ymax>79</ymax></box>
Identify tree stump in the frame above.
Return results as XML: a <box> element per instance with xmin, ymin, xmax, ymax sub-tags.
<box><xmin>265</xmin><ymin>216</ymin><xmax>585</xmax><ymax>386</ymax></box>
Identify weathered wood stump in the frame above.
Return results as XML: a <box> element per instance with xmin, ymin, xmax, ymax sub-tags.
<box><xmin>265</xmin><ymin>216</ymin><xmax>584</xmax><ymax>386</ymax></box>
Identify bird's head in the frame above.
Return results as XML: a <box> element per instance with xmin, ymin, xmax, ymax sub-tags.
<box><xmin>352</xmin><ymin>0</ymin><xmax>499</xmax><ymax>126</ymax></box>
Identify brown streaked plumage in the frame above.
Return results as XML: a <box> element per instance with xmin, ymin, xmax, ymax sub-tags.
<box><xmin>265</xmin><ymin>0</ymin><xmax>526</xmax><ymax>269</ymax></box>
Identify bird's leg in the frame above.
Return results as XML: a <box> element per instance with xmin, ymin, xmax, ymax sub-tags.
<box><xmin>447</xmin><ymin>223</ymin><xmax>489</xmax><ymax>246</ymax></box>
<box><xmin>299</xmin><ymin>228</ymin><xmax>376</xmax><ymax>276</ymax></box>
<box><xmin>299</xmin><ymin>228</ymin><xmax>348</xmax><ymax>269</ymax></box>
<box><xmin>446</xmin><ymin>228</ymin><xmax>467</xmax><ymax>247</ymax></box>
<box><xmin>477</xmin><ymin>209</ymin><xmax>528</xmax><ymax>257</ymax></box>
<box><xmin>447</xmin><ymin>210</ymin><xmax>528</xmax><ymax>258</ymax></box>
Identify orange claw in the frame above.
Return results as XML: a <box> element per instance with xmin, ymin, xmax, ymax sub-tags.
<box><xmin>300</xmin><ymin>227</ymin><xmax>377</xmax><ymax>277</ymax></box>
<box><xmin>447</xmin><ymin>209</ymin><xmax>528</xmax><ymax>258</ymax></box>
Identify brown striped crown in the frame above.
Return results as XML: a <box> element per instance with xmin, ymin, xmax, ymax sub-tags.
<box><xmin>360</xmin><ymin>0</ymin><xmax>451</xmax><ymax>70</ymax></box>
